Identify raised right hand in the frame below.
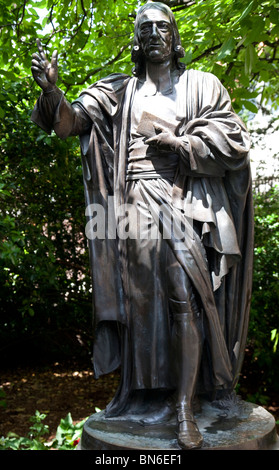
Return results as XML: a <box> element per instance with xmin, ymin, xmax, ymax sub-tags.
<box><xmin>31</xmin><ymin>39</ymin><xmax>58</xmax><ymax>92</ymax></box>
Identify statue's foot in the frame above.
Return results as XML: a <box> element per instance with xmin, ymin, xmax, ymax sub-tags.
<box><xmin>176</xmin><ymin>406</ymin><xmax>203</xmax><ymax>450</ymax></box>
<box><xmin>139</xmin><ymin>400</ymin><xmax>175</xmax><ymax>426</ymax></box>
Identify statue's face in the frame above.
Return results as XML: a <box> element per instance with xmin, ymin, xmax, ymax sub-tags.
<box><xmin>138</xmin><ymin>9</ymin><xmax>173</xmax><ymax>63</ymax></box>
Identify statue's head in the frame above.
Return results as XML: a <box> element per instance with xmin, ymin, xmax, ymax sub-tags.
<box><xmin>132</xmin><ymin>2</ymin><xmax>185</xmax><ymax>76</ymax></box>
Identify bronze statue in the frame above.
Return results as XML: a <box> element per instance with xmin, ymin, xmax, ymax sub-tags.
<box><xmin>31</xmin><ymin>2</ymin><xmax>253</xmax><ymax>450</ymax></box>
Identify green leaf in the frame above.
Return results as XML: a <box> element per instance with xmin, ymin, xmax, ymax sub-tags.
<box><xmin>271</xmin><ymin>329</ymin><xmax>278</xmax><ymax>352</ymax></box>
<box><xmin>244</xmin><ymin>44</ymin><xmax>257</xmax><ymax>76</ymax></box>
<box><xmin>58</xmin><ymin>412</ymin><xmax>74</xmax><ymax>430</ymax></box>
<box><xmin>28</xmin><ymin>308</ymin><xmax>35</xmax><ymax>317</ymax></box>
<box><xmin>270</xmin><ymin>6</ymin><xmax>279</xmax><ymax>25</ymax></box>
<box><xmin>217</xmin><ymin>36</ymin><xmax>236</xmax><ymax>60</ymax></box>
<box><xmin>242</xmin><ymin>100</ymin><xmax>258</xmax><ymax>114</ymax></box>
<box><xmin>232</xmin><ymin>0</ymin><xmax>256</xmax><ymax>26</ymax></box>
<box><xmin>243</xmin><ymin>17</ymin><xmax>266</xmax><ymax>46</ymax></box>
<box><xmin>0</xmin><ymin>69</ymin><xmax>17</xmax><ymax>80</ymax></box>
<box><xmin>183</xmin><ymin>48</ymin><xmax>193</xmax><ymax>64</ymax></box>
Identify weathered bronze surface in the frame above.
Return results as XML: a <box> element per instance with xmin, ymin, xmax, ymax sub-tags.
<box><xmin>31</xmin><ymin>2</ymin><xmax>254</xmax><ymax>450</ymax></box>
<box><xmin>79</xmin><ymin>401</ymin><xmax>279</xmax><ymax>450</ymax></box>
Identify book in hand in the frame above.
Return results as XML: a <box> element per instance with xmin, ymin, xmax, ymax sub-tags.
<box><xmin>136</xmin><ymin>111</ymin><xmax>178</xmax><ymax>138</ymax></box>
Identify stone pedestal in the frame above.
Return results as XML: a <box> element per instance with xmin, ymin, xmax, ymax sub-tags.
<box><xmin>79</xmin><ymin>400</ymin><xmax>279</xmax><ymax>450</ymax></box>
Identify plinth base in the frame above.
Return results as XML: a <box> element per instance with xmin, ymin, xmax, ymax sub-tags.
<box><xmin>79</xmin><ymin>400</ymin><xmax>278</xmax><ymax>450</ymax></box>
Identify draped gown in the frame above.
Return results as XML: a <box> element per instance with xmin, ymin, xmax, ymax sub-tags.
<box><xmin>31</xmin><ymin>68</ymin><xmax>253</xmax><ymax>415</ymax></box>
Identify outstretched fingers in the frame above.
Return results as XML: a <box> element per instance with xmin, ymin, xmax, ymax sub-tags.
<box><xmin>51</xmin><ymin>50</ymin><xmax>58</xmax><ymax>68</ymax></box>
<box><xmin>32</xmin><ymin>54</ymin><xmax>44</xmax><ymax>70</ymax></box>
<box><xmin>36</xmin><ymin>38</ymin><xmax>47</xmax><ymax>61</ymax></box>
<box><xmin>31</xmin><ymin>65</ymin><xmax>42</xmax><ymax>75</ymax></box>
<box><xmin>32</xmin><ymin>38</ymin><xmax>58</xmax><ymax>89</ymax></box>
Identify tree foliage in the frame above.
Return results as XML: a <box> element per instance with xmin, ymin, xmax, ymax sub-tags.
<box><xmin>248</xmin><ymin>186</ymin><xmax>279</xmax><ymax>396</ymax></box>
<box><xmin>0</xmin><ymin>1</ymin><xmax>278</xmax><ymax>384</ymax></box>
<box><xmin>0</xmin><ymin>79</ymin><xmax>92</xmax><ymax>363</ymax></box>
<box><xmin>0</xmin><ymin>0</ymin><xmax>279</xmax><ymax>110</ymax></box>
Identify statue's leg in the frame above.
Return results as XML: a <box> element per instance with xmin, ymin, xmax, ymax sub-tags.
<box><xmin>167</xmin><ymin>255</ymin><xmax>203</xmax><ymax>449</ymax></box>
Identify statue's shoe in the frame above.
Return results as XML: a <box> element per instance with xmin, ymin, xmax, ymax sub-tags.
<box><xmin>176</xmin><ymin>406</ymin><xmax>203</xmax><ymax>450</ymax></box>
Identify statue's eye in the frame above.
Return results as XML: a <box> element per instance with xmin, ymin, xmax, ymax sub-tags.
<box><xmin>140</xmin><ymin>23</ymin><xmax>151</xmax><ymax>34</ymax></box>
<box><xmin>157</xmin><ymin>22</ymin><xmax>170</xmax><ymax>32</ymax></box>
<box><xmin>140</xmin><ymin>21</ymin><xmax>171</xmax><ymax>35</ymax></box>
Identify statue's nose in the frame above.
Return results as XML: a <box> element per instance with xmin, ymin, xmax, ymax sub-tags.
<box><xmin>150</xmin><ymin>23</ymin><xmax>159</xmax><ymax>39</ymax></box>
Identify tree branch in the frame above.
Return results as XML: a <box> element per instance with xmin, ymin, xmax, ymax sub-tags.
<box><xmin>61</xmin><ymin>42</ymin><xmax>132</xmax><ymax>91</ymax></box>
<box><xmin>191</xmin><ymin>43</ymin><xmax>221</xmax><ymax>63</ymax></box>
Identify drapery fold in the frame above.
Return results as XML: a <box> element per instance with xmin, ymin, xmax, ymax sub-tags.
<box><xmin>31</xmin><ymin>69</ymin><xmax>253</xmax><ymax>405</ymax></box>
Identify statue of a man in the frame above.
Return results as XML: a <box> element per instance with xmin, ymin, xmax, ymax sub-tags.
<box><xmin>31</xmin><ymin>2</ymin><xmax>253</xmax><ymax>450</ymax></box>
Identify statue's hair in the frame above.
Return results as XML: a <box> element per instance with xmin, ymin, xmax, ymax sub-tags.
<box><xmin>132</xmin><ymin>2</ymin><xmax>185</xmax><ymax>77</ymax></box>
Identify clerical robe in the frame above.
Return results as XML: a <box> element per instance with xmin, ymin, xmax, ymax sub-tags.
<box><xmin>31</xmin><ymin>68</ymin><xmax>253</xmax><ymax>414</ymax></box>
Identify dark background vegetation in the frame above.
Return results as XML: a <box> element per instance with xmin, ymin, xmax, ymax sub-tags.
<box><xmin>0</xmin><ymin>0</ymin><xmax>279</xmax><ymax>437</ymax></box>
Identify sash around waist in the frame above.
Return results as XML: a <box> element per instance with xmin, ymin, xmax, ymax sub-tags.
<box><xmin>126</xmin><ymin>152</ymin><xmax>179</xmax><ymax>181</ymax></box>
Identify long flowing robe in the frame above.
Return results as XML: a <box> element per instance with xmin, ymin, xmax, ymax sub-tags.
<box><xmin>31</xmin><ymin>68</ymin><xmax>253</xmax><ymax>413</ymax></box>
